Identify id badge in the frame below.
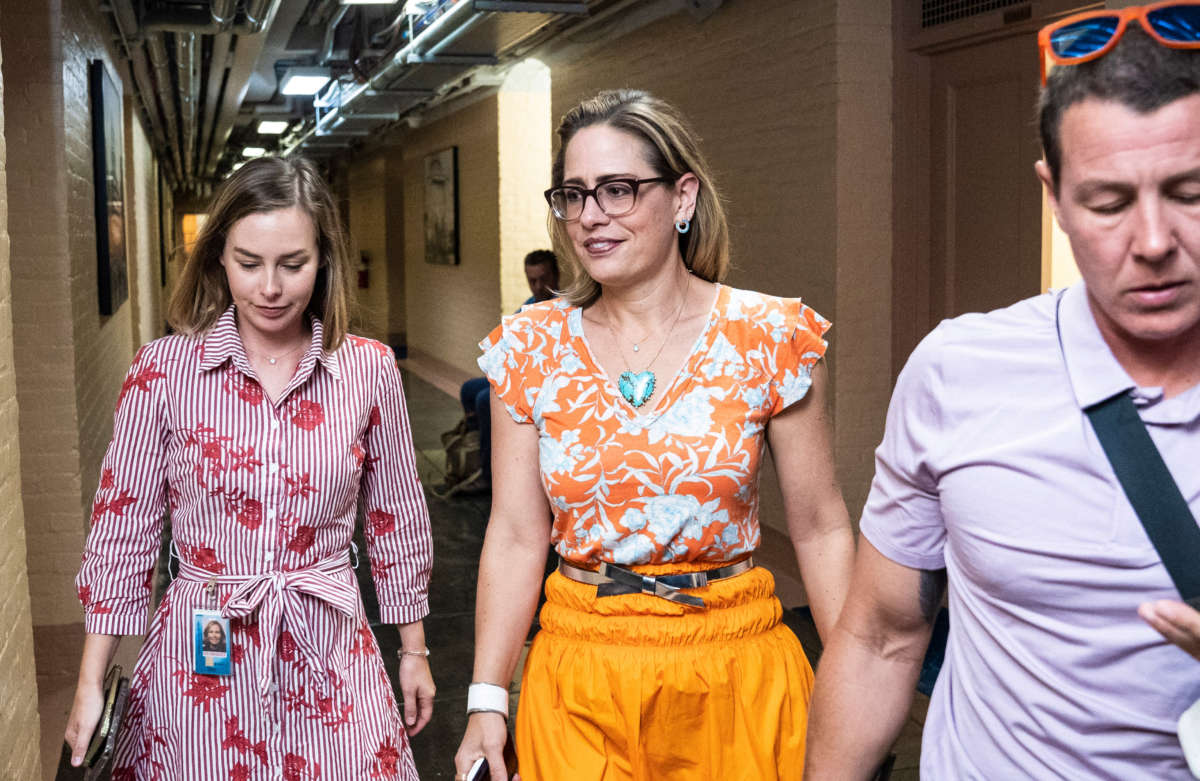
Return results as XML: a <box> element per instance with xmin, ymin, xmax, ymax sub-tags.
<box><xmin>192</xmin><ymin>609</ymin><xmax>232</xmax><ymax>676</ymax></box>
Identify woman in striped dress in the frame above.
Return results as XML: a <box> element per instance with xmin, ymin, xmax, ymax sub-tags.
<box><xmin>63</xmin><ymin>157</ymin><xmax>434</xmax><ymax>780</ymax></box>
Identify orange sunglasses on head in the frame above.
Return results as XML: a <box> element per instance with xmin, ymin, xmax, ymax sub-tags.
<box><xmin>1038</xmin><ymin>1</ymin><xmax>1200</xmax><ymax>85</ymax></box>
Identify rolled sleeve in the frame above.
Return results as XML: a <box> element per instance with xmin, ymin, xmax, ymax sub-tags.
<box><xmin>77</xmin><ymin>343</ymin><xmax>170</xmax><ymax>635</ymax></box>
<box><xmin>360</xmin><ymin>349</ymin><xmax>433</xmax><ymax>624</ymax></box>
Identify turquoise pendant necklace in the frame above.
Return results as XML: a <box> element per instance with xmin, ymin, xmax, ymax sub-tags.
<box><xmin>602</xmin><ymin>275</ymin><xmax>691</xmax><ymax>410</ymax></box>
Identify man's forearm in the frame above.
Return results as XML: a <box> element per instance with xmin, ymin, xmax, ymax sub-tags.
<box><xmin>804</xmin><ymin>625</ymin><xmax>925</xmax><ymax>779</ymax></box>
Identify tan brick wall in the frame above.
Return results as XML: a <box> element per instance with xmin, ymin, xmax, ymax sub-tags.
<box><xmin>385</xmin><ymin>148</ymin><xmax>407</xmax><ymax>347</ymax></box>
<box><xmin>127</xmin><ymin>100</ymin><xmax>165</xmax><ymax>349</ymax></box>
<box><xmin>348</xmin><ymin>152</ymin><xmax>390</xmax><ymax>341</ymax></box>
<box><xmin>0</xmin><ymin>7</ymin><xmax>47</xmax><ymax>776</ymax></box>
<box><xmin>64</xmin><ymin>0</ymin><xmax>137</xmax><ymax>570</ymax></box>
<box><xmin>497</xmin><ymin>60</ymin><xmax>553</xmax><ymax>315</ymax></box>
<box><xmin>403</xmin><ymin>95</ymin><xmax>502</xmax><ymax>375</ymax></box>
<box><xmin>3</xmin><ymin>0</ymin><xmax>158</xmax><ymax>623</ymax></box>
<box><xmin>834</xmin><ymin>0</ymin><xmax>893</xmax><ymax>521</ymax></box>
<box><xmin>2</xmin><ymin>0</ymin><xmax>88</xmax><ymax>628</ymax></box>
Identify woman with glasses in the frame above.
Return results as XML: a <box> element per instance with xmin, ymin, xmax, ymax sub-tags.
<box><xmin>454</xmin><ymin>89</ymin><xmax>854</xmax><ymax>780</ymax></box>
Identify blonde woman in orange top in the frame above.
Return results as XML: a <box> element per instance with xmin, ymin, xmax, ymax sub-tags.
<box><xmin>453</xmin><ymin>89</ymin><xmax>855</xmax><ymax>781</ymax></box>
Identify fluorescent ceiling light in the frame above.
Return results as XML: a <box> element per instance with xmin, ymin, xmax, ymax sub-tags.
<box><xmin>280</xmin><ymin>67</ymin><xmax>331</xmax><ymax>96</ymax></box>
<box><xmin>257</xmin><ymin>120</ymin><xmax>290</xmax><ymax>135</ymax></box>
<box><xmin>242</xmin><ymin>147</ymin><xmax>266</xmax><ymax>158</ymax></box>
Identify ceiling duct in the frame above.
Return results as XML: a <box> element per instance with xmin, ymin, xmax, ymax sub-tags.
<box><xmin>141</xmin><ymin>0</ymin><xmax>274</xmax><ymax>33</ymax></box>
<box><xmin>176</xmin><ymin>33</ymin><xmax>200</xmax><ymax>179</ymax></box>
<box><xmin>146</xmin><ymin>34</ymin><xmax>185</xmax><ymax>179</ymax></box>
<box><xmin>244</xmin><ymin>0</ymin><xmax>274</xmax><ymax>34</ymax></box>
<box><xmin>211</xmin><ymin>0</ymin><xmax>237</xmax><ymax>30</ymax></box>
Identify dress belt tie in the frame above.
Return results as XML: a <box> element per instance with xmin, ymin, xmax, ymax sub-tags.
<box><xmin>176</xmin><ymin>549</ymin><xmax>362</xmax><ymax>701</ymax></box>
<box><xmin>557</xmin><ymin>557</ymin><xmax>754</xmax><ymax>608</ymax></box>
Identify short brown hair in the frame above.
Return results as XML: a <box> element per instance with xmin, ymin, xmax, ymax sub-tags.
<box><xmin>1039</xmin><ymin>27</ymin><xmax>1200</xmax><ymax>194</ymax></box>
<box><xmin>166</xmin><ymin>156</ymin><xmax>354</xmax><ymax>350</ymax></box>
<box><xmin>549</xmin><ymin>90</ymin><xmax>730</xmax><ymax>307</ymax></box>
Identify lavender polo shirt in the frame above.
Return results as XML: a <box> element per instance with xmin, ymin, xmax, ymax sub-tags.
<box><xmin>861</xmin><ymin>282</ymin><xmax>1200</xmax><ymax>779</ymax></box>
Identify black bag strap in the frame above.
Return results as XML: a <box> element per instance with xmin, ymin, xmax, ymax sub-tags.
<box><xmin>1085</xmin><ymin>391</ymin><xmax>1200</xmax><ymax>608</ymax></box>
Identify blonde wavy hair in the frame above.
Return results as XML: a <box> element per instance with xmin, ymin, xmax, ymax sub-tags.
<box><xmin>549</xmin><ymin>89</ymin><xmax>730</xmax><ymax>307</ymax></box>
<box><xmin>166</xmin><ymin>156</ymin><xmax>354</xmax><ymax>351</ymax></box>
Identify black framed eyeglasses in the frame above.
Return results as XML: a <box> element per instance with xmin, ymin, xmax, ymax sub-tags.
<box><xmin>543</xmin><ymin>177</ymin><xmax>674</xmax><ymax>222</ymax></box>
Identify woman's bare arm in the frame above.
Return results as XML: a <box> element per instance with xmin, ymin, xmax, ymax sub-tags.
<box><xmin>64</xmin><ymin>633</ymin><xmax>121</xmax><ymax>766</ymax></box>
<box><xmin>766</xmin><ymin>362</ymin><xmax>856</xmax><ymax>641</ymax></box>
<box><xmin>454</xmin><ymin>391</ymin><xmax>552</xmax><ymax>781</ymax></box>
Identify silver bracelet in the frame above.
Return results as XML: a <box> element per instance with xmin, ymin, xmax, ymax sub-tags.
<box><xmin>398</xmin><ymin>648</ymin><xmax>430</xmax><ymax>658</ymax></box>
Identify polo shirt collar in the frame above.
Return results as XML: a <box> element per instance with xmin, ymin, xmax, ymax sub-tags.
<box><xmin>199</xmin><ymin>305</ymin><xmax>341</xmax><ymax>382</ymax></box>
<box><xmin>1059</xmin><ymin>281</ymin><xmax>1200</xmax><ymax>424</ymax></box>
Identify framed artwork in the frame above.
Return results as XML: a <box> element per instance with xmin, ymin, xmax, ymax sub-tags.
<box><xmin>90</xmin><ymin>60</ymin><xmax>128</xmax><ymax>315</ymax></box>
<box><xmin>423</xmin><ymin>146</ymin><xmax>459</xmax><ymax>265</ymax></box>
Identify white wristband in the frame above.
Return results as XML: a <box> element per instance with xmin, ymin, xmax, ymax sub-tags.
<box><xmin>466</xmin><ymin>682</ymin><xmax>509</xmax><ymax>718</ymax></box>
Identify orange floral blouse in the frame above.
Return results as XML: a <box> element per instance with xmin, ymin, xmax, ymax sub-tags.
<box><xmin>478</xmin><ymin>284</ymin><xmax>830</xmax><ymax>565</ymax></box>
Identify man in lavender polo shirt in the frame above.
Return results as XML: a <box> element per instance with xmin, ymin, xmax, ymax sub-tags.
<box><xmin>805</xmin><ymin>24</ymin><xmax>1200</xmax><ymax>781</ymax></box>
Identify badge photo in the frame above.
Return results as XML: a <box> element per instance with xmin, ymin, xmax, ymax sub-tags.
<box><xmin>192</xmin><ymin>609</ymin><xmax>232</xmax><ymax>676</ymax></box>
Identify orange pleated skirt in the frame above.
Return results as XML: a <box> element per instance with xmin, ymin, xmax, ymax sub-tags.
<box><xmin>514</xmin><ymin>563</ymin><xmax>813</xmax><ymax>781</ymax></box>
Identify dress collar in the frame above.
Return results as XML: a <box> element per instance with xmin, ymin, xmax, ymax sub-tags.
<box><xmin>199</xmin><ymin>305</ymin><xmax>341</xmax><ymax>382</ymax></box>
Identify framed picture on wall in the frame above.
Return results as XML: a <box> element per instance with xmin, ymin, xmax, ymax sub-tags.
<box><xmin>89</xmin><ymin>59</ymin><xmax>129</xmax><ymax>316</ymax></box>
<box><xmin>423</xmin><ymin>146</ymin><xmax>459</xmax><ymax>265</ymax></box>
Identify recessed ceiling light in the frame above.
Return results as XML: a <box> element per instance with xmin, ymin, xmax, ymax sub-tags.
<box><xmin>257</xmin><ymin>120</ymin><xmax>290</xmax><ymax>135</ymax></box>
<box><xmin>242</xmin><ymin>147</ymin><xmax>267</xmax><ymax>158</ymax></box>
<box><xmin>280</xmin><ymin>67</ymin><xmax>331</xmax><ymax>96</ymax></box>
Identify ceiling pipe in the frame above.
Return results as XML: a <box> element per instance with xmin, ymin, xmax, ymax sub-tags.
<box><xmin>101</xmin><ymin>0</ymin><xmax>178</xmax><ymax>184</ymax></box>
<box><xmin>283</xmin><ymin>0</ymin><xmax>475</xmax><ymax>154</ymax></box>
<box><xmin>203</xmin><ymin>0</ymin><xmax>287</xmax><ymax>177</ymax></box>
<box><xmin>321</xmin><ymin>5</ymin><xmax>352</xmax><ymax>65</ymax></box>
<box><xmin>244</xmin><ymin>0</ymin><xmax>274</xmax><ymax>33</ymax></box>
<box><xmin>176</xmin><ymin>33</ymin><xmax>200</xmax><ymax>179</ymax></box>
<box><xmin>211</xmin><ymin>0</ymin><xmax>237</xmax><ymax>29</ymax></box>
<box><xmin>198</xmin><ymin>32</ymin><xmax>233</xmax><ymax>177</ymax></box>
<box><xmin>146</xmin><ymin>34</ymin><xmax>186</xmax><ymax>181</ymax></box>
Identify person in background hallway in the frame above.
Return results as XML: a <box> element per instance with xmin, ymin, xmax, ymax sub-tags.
<box><xmin>63</xmin><ymin>156</ymin><xmax>435</xmax><ymax>780</ymax></box>
<box><xmin>806</xmin><ymin>12</ymin><xmax>1200</xmax><ymax>780</ymax></box>
<box><xmin>454</xmin><ymin>88</ymin><xmax>855</xmax><ymax>781</ymax></box>
<box><xmin>441</xmin><ymin>250</ymin><xmax>560</xmax><ymax>497</ymax></box>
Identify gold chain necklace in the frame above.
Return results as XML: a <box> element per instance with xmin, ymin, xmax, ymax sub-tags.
<box><xmin>601</xmin><ymin>274</ymin><xmax>691</xmax><ymax>409</ymax></box>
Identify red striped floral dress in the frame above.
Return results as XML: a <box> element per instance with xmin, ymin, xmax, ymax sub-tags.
<box><xmin>76</xmin><ymin>307</ymin><xmax>432</xmax><ymax>781</ymax></box>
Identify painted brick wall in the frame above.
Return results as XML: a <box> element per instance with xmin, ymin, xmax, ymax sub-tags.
<box><xmin>128</xmin><ymin>103</ymin><xmax>165</xmax><ymax>349</ymax></box>
<box><xmin>64</xmin><ymin>0</ymin><xmax>137</xmax><ymax>579</ymax></box>
<box><xmin>0</xmin><ymin>8</ymin><xmax>47</xmax><ymax>776</ymax></box>
<box><xmin>834</xmin><ymin>0</ymin><xmax>893</xmax><ymax>522</ymax></box>
<box><xmin>2</xmin><ymin>0</ymin><xmax>89</xmax><ymax>627</ymax></box>
<box><xmin>385</xmin><ymin>148</ymin><xmax>407</xmax><ymax>348</ymax></box>
<box><xmin>4</xmin><ymin>0</ymin><xmax>160</xmax><ymax>624</ymax></box>
<box><xmin>497</xmin><ymin>60</ymin><xmax>553</xmax><ymax>315</ymax></box>
<box><xmin>403</xmin><ymin>94</ymin><xmax>502</xmax><ymax>375</ymax></box>
<box><xmin>348</xmin><ymin>152</ymin><xmax>390</xmax><ymax>341</ymax></box>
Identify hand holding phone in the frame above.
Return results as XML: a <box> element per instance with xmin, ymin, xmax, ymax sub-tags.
<box><xmin>465</xmin><ymin>731</ymin><xmax>518</xmax><ymax>781</ymax></box>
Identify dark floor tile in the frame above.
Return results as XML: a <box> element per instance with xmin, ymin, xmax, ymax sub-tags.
<box><xmin>783</xmin><ymin>606</ymin><xmax>823</xmax><ymax>669</ymax></box>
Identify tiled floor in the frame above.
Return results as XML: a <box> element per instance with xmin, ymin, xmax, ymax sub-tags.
<box><xmin>49</xmin><ymin>368</ymin><xmax>928</xmax><ymax>779</ymax></box>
